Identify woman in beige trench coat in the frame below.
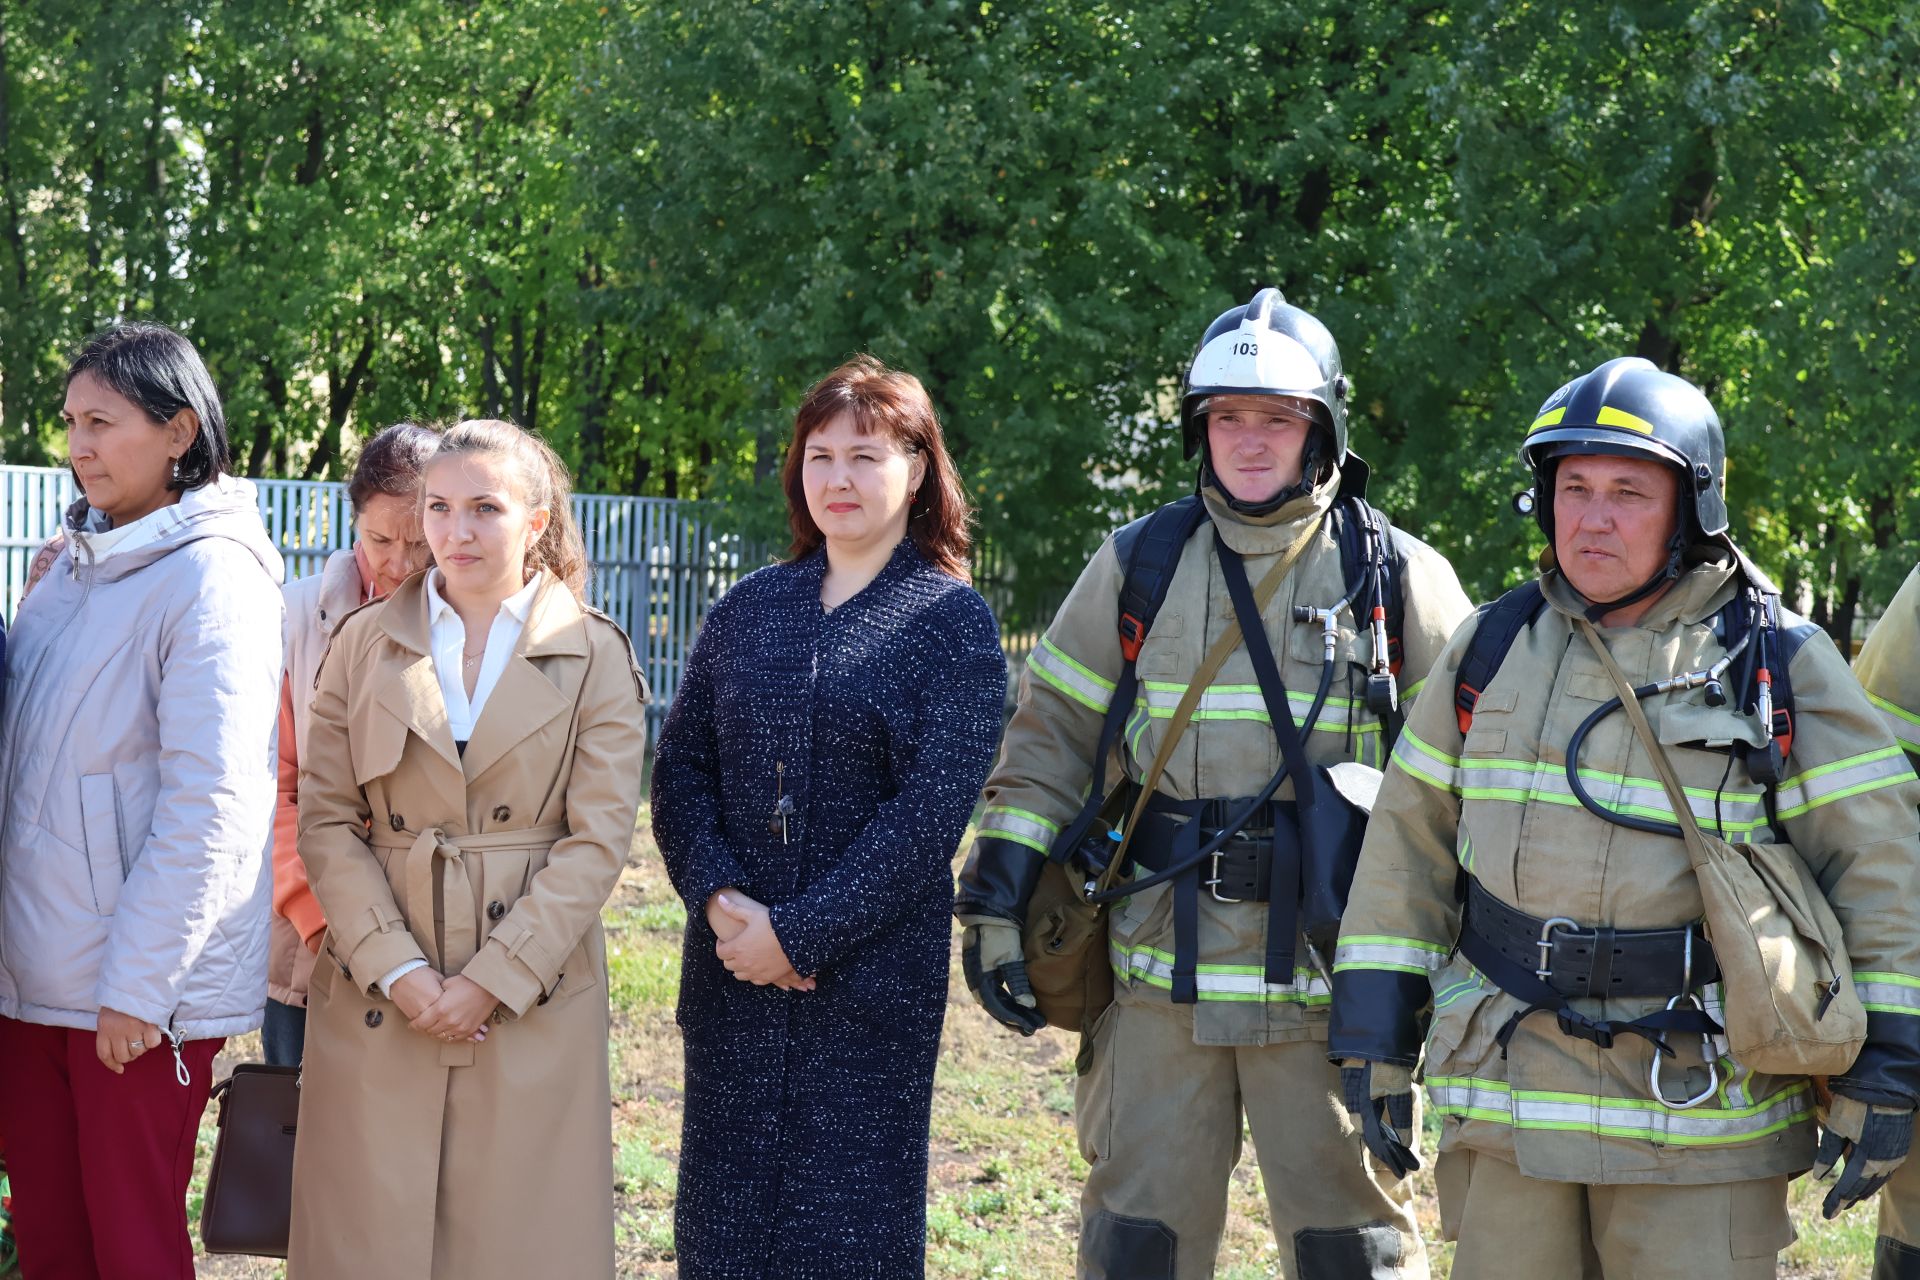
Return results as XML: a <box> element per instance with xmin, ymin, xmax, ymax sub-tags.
<box><xmin>288</xmin><ymin>420</ymin><xmax>648</xmax><ymax>1279</ymax></box>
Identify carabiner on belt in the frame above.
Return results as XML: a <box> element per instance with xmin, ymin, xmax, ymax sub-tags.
<box><xmin>1648</xmin><ymin>929</ymin><xmax>1719</xmax><ymax>1111</ymax></box>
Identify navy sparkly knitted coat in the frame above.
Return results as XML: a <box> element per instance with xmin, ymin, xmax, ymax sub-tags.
<box><xmin>651</xmin><ymin>539</ymin><xmax>1007</xmax><ymax>1280</ymax></box>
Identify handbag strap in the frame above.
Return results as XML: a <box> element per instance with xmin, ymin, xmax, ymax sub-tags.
<box><xmin>1576</xmin><ymin>618</ymin><xmax>1715</xmax><ymax>873</ymax></box>
<box><xmin>1093</xmin><ymin>517</ymin><xmax>1319</xmax><ymax>895</ymax></box>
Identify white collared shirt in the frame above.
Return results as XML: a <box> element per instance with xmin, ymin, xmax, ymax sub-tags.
<box><xmin>424</xmin><ymin>570</ymin><xmax>542</xmax><ymax>743</ymax></box>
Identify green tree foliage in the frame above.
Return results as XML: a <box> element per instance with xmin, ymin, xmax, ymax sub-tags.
<box><xmin>0</xmin><ymin>0</ymin><xmax>1913</xmax><ymax>641</ymax></box>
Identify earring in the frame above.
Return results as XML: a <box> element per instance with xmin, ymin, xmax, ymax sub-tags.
<box><xmin>170</xmin><ymin>457</ymin><xmax>182</xmax><ymax>484</ymax></box>
<box><xmin>908</xmin><ymin>488</ymin><xmax>919</xmax><ymax>504</ymax></box>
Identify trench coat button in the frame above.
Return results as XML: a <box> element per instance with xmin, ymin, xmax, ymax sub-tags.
<box><xmin>487</xmin><ymin>900</ymin><xmax>506</xmax><ymax>921</ymax></box>
<box><xmin>492</xmin><ymin>805</ymin><xmax>511</xmax><ymax>823</ymax></box>
<box><xmin>365</xmin><ymin>1009</ymin><xmax>383</xmax><ymax>1028</ymax></box>
<box><xmin>389</xmin><ymin>813</ymin><xmax>405</xmax><ymax>831</ymax></box>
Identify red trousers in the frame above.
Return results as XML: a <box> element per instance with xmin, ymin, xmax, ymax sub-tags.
<box><xmin>0</xmin><ymin>1015</ymin><xmax>222</xmax><ymax>1280</ymax></box>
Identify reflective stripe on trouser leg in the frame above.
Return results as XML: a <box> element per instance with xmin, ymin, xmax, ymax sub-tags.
<box><xmin>1236</xmin><ymin>1038</ymin><xmax>1427</xmax><ymax>1279</ymax></box>
<box><xmin>1076</xmin><ymin>992</ymin><xmax>1240</xmax><ymax>1280</ymax></box>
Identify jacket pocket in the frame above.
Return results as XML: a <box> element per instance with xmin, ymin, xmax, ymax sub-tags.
<box><xmin>1424</xmin><ymin>956</ymin><xmax>1503</xmax><ymax>1070</ymax></box>
<box><xmin>538</xmin><ymin>936</ymin><xmax>601</xmax><ymax>1011</ymax></box>
<box><xmin>79</xmin><ymin>773</ymin><xmax>126</xmax><ymax>916</ymax></box>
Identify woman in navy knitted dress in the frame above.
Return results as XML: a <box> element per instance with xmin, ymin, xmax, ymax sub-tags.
<box><xmin>652</xmin><ymin>356</ymin><xmax>1007</xmax><ymax>1279</ymax></box>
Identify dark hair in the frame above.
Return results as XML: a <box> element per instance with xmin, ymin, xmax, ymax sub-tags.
<box><xmin>65</xmin><ymin>322</ymin><xmax>229</xmax><ymax>491</ymax></box>
<box><xmin>781</xmin><ymin>356</ymin><xmax>974</xmax><ymax>582</ymax></box>
<box><xmin>348</xmin><ymin>422</ymin><xmax>441</xmax><ymax>513</ymax></box>
<box><xmin>430</xmin><ymin>419</ymin><xmax>590</xmax><ymax>599</ymax></box>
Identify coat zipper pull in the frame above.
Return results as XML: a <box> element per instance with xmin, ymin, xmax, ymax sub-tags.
<box><xmin>164</xmin><ymin>1022</ymin><xmax>190</xmax><ymax>1087</ymax></box>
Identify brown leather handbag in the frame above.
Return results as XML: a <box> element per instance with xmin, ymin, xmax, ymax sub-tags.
<box><xmin>199</xmin><ymin>1063</ymin><xmax>302</xmax><ymax>1257</ymax></box>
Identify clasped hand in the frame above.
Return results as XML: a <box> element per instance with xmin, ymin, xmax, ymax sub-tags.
<box><xmin>708</xmin><ymin>889</ymin><xmax>814</xmax><ymax>991</ymax></box>
<box><xmin>391</xmin><ymin>968</ymin><xmax>497</xmax><ymax>1043</ymax></box>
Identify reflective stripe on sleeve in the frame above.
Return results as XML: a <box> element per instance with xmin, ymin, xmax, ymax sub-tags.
<box><xmin>1855</xmin><ymin>971</ymin><xmax>1920</xmax><ymax>1017</ymax></box>
<box><xmin>979</xmin><ymin>806</ymin><xmax>1061</xmax><ymax>856</ymax></box>
<box><xmin>1866</xmin><ymin>693</ymin><xmax>1920</xmax><ymax>757</ymax></box>
<box><xmin>1332</xmin><ymin>935</ymin><xmax>1451</xmax><ymax>976</ymax></box>
<box><xmin>1027</xmin><ymin>637</ymin><xmax>1115</xmax><ymax>713</ymax></box>
<box><xmin>1426</xmin><ymin>1076</ymin><xmax>1812</xmax><ymax>1146</ymax></box>
<box><xmin>1774</xmin><ymin>746</ymin><xmax>1916</xmax><ymax>821</ymax></box>
<box><xmin>1110</xmin><ymin>942</ymin><xmax>1331</xmax><ymax>1004</ymax></box>
<box><xmin>1393</xmin><ymin>728</ymin><xmax>1461</xmax><ymax>792</ymax></box>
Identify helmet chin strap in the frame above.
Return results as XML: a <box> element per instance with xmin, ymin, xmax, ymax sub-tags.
<box><xmin>1576</xmin><ymin>530</ymin><xmax>1688</xmax><ymax>622</ymax></box>
<box><xmin>1202</xmin><ymin>438</ymin><xmax>1326</xmax><ymax>517</ymax></box>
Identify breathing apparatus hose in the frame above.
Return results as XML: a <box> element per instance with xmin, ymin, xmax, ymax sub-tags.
<box><xmin>1564</xmin><ymin>624</ymin><xmax>1756</xmax><ymax>838</ymax></box>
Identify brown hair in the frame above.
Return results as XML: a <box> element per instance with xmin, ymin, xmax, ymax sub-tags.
<box><xmin>348</xmin><ymin>421</ymin><xmax>440</xmax><ymax>513</ymax></box>
<box><xmin>781</xmin><ymin>355</ymin><xmax>973</xmax><ymax>582</ymax></box>
<box><xmin>428</xmin><ymin>419</ymin><xmax>589</xmax><ymax>599</ymax></box>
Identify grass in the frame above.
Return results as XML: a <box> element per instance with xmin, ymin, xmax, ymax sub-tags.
<box><xmin>192</xmin><ymin>809</ymin><xmax>1876</xmax><ymax>1277</ymax></box>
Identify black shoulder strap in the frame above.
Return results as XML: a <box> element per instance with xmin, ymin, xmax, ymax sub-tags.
<box><xmin>1328</xmin><ymin>497</ymin><xmax>1409</xmax><ymax>728</ymax></box>
<box><xmin>1716</xmin><ymin>588</ymin><xmax>1817</xmax><ymax>786</ymax></box>
<box><xmin>1047</xmin><ymin>497</ymin><xmax>1210</xmax><ymax>865</ymax></box>
<box><xmin>1454</xmin><ymin>581</ymin><xmax>1549</xmax><ymax>735</ymax></box>
<box><xmin>1114</xmin><ymin>495</ymin><xmax>1208</xmax><ymax>660</ymax></box>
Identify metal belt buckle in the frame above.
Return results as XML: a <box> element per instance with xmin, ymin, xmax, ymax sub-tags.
<box><xmin>1535</xmin><ymin>916</ymin><xmax>1578</xmax><ymax>980</ymax></box>
<box><xmin>1650</xmin><ymin>929</ymin><xmax>1720</xmax><ymax>1111</ymax></box>
<box><xmin>1205</xmin><ymin>848</ymin><xmax>1244</xmax><ymax>903</ymax></box>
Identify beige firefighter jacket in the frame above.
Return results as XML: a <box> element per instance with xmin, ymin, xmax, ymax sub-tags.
<box><xmin>1859</xmin><ymin>563</ymin><xmax>1920</xmax><ymax>1250</ymax></box>
<box><xmin>1858</xmin><ymin>563</ymin><xmax>1920</xmax><ymax>771</ymax></box>
<box><xmin>1336</xmin><ymin>555</ymin><xmax>1920</xmax><ymax>1185</ymax></box>
<box><xmin>971</xmin><ymin>474</ymin><xmax>1472</xmax><ymax>1046</ymax></box>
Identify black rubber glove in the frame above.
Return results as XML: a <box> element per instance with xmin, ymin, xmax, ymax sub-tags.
<box><xmin>1339</xmin><ymin>1059</ymin><xmax>1421</xmax><ymax>1179</ymax></box>
<box><xmin>960</xmin><ymin>918</ymin><xmax>1046</xmax><ymax>1037</ymax></box>
<box><xmin>1813</xmin><ymin>1091</ymin><xmax>1914</xmax><ymax>1219</ymax></box>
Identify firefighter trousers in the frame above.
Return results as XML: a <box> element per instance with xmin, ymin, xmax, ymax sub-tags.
<box><xmin>1875</xmin><ymin>1158</ymin><xmax>1920</xmax><ymax>1279</ymax></box>
<box><xmin>1436</xmin><ymin>1146</ymin><xmax>1793</xmax><ymax>1279</ymax></box>
<box><xmin>1074</xmin><ymin>988</ymin><xmax>1426</xmax><ymax>1280</ymax></box>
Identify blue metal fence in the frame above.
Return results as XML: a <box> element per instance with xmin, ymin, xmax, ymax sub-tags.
<box><xmin>0</xmin><ymin>465</ymin><xmax>759</xmax><ymax>733</ymax></box>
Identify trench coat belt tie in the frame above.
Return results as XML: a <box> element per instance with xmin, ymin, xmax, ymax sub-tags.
<box><xmin>369</xmin><ymin>823</ymin><xmax>569</xmax><ymax>973</ymax></box>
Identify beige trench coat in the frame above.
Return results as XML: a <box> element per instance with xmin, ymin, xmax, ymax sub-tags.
<box><xmin>287</xmin><ymin>570</ymin><xmax>648</xmax><ymax>1280</ymax></box>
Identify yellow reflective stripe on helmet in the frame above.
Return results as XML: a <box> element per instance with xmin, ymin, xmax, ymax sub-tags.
<box><xmin>1426</xmin><ymin>1076</ymin><xmax>1812</xmax><ymax>1146</ymax></box>
<box><xmin>1027</xmin><ymin>636</ymin><xmax>1115</xmax><ymax>713</ymax></box>
<box><xmin>1774</xmin><ymin>746</ymin><xmax>1914</xmax><ymax>821</ymax></box>
<box><xmin>980</xmin><ymin>806</ymin><xmax>1061</xmax><ymax>856</ymax></box>
<box><xmin>1527</xmin><ymin>406</ymin><xmax>1567</xmax><ymax>433</ymax></box>
<box><xmin>1332</xmin><ymin>935</ymin><xmax>1450</xmax><ymax>976</ymax></box>
<box><xmin>1866</xmin><ymin>692</ymin><xmax>1920</xmax><ymax>756</ymax></box>
<box><xmin>1594</xmin><ymin>404</ymin><xmax>1655</xmax><ymax>435</ymax></box>
<box><xmin>1855</xmin><ymin>971</ymin><xmax>1920</xmax><ymax>1017</ymax></box>
<box><xmin>1109</xmin><ymin>941</ymin><xmax>1331</xmax><ymax>1004</ymax></box>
